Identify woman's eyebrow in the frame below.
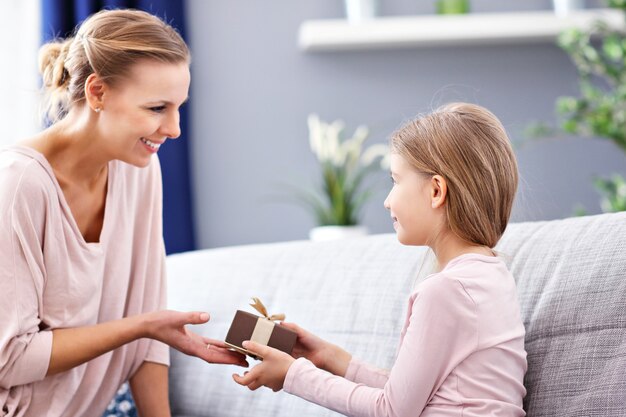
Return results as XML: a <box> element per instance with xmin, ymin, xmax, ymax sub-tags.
<box><xmin>150</xmin><ymin>97</ymin><xmax>190</xmax><ymax>106</ymax></box>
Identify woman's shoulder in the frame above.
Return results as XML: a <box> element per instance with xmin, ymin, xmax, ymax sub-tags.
<box><xmin>0</xmin><ymin>146</ymin><xmax>56</xmax><ymax>196</ymax></box>
<box><xmin>0</xmin><ymin>147</ymin><xmax>58</xmax><ymax>225</ymax></box>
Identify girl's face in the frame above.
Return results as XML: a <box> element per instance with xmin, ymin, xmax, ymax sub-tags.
<box><xmin>384</xmin><ymin>153</ymin><xmax>436</xmax><ymax>246</ymax></box>
<box><xmin>97</xmin><ymin>60</ymin><xmax>191</xmax><ymax>167</ymax></box>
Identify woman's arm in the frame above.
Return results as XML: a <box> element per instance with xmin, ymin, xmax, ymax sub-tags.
<box><xmin>130</xmin><ymin>362</ymin><xmax>170</xmax><ymax>417</ymax></box>
<box><xmin>47</xmin><ymin>310</ymin><xmax>247</xmax><ymax>376</ymax></box>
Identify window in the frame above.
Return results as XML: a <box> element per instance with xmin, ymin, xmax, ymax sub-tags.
<box><xmin>0</xmin><ymin>1</ymin><xmax>41</xmax><ymax>147</ymax></box>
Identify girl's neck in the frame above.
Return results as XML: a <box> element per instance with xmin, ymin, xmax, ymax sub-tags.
<box><xmin>430</xmin><ymin>231</ymin><xmax>494</xmax><ymax>272</ymax></box>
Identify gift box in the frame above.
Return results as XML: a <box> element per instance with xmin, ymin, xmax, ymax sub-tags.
<box><xmin>225</xmin><ymin>298</ymin><xmax>297</xmax><ymax>359</ymax></box>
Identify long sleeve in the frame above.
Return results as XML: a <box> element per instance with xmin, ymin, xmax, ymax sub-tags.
<box><xmin>284</xmin><ymin>275</ymin><xmax>479</xmax><ymax>417</ymax></box>
<box><xmin>0</xmin><ymin>148</ymin><xmax>183</xmax><ymax>416</ymax></box>
<box><xmin>0</xmin><ymin>160</ymin><xmax>53</xmax><ymax>389</ymax></box>
<box><xmin>140</xmin><ymin>156</ymin><xmax>170</xmax><ymax>367</ymax></box>
<box><xmin>344</xmin><ymin>358</ymin><xmax>390</xmax><ymax>388</ymax></box>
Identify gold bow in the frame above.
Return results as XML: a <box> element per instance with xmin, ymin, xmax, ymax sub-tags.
<box><xmin>250</xmin><ymin>297</ymin><xmax>285</xmax><ymax>321</ymax></box>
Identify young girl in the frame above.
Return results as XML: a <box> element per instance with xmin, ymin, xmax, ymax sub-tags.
<box><xmin>233</xmin><ymin>103</ymin><xmax>528</xmax><ymax>416</ymax></box>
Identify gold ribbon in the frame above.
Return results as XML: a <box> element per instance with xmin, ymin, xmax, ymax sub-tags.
<box><xmin>250</xmin><ymin>297</ymin><xmax>285</xmax><ymax>321</ymax></box>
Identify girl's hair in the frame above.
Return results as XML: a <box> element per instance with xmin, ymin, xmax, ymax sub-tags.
<box><xmin>391</xmin><ymin>102</ymin><xmax>518</xmax><ymax>248</ymax></box>
<box><xmin>38</xmin><ymin>9</ymin><xmax>190</xmax><ymax>123</ymax></box>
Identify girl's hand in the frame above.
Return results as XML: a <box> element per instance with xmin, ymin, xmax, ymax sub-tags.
<box><xmin>232</xmin><ymin>341</ymin><xmax>295</xmax><ymax>392</ymax></box>
<box><xmin>280</xmin><ymin>322</ymin><xmax>352</xmax><ymax>376</ymax></box>
<box><xmin>144</xmin><ymin>310</ymin><xmax>248</xmax><ymax>367</ymax></box>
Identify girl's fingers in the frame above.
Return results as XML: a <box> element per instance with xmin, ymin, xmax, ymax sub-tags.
<box><xmin>233</xmin><ymin>369</ymin><xmax>257</xmax><ymax>386</ymax></box>
<box><xmin>242</xmin><ymin>340</ymin><xmax>270</xmax><ymax>358</ymax></box>
<box><xmin>279</xmin><ymin>322</ymin><xmax>303</xmax><ymax>334</ymax></box>
<box><xmin>246</xmin><ymin>380</ymin><xmax>262</xmax><ymax>391</ymax></box>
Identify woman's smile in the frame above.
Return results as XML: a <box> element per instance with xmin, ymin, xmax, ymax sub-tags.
<box><xmin>140</xmin><ymin>137</ymin><xmax>163</xmax><ymax>153</ymax></box>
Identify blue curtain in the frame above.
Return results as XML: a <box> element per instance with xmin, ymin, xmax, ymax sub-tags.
<box><xmin>41</xmin><ymin>0</ymin><xmax>196</xmax><ymax>255</ymax></box>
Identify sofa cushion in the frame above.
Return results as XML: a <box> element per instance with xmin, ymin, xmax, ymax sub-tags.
<box><xmin>498</xmin><ymin>212</ymin><xmax>626</xmax><ymax>416</ymax></box>
<box><xmin>167</xmin><ymin>236</ymin><xmax>426</xmax><ymax>417</ymax></box>
<box><xmin>166</xmin><ymin>212</ymin><xmax>626</xmax><ymax>417</ymax></box>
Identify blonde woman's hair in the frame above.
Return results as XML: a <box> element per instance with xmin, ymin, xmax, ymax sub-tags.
<box><xmin>391</xmin><ymin>102</ymin><xmax>519</xmax><ymax>249</ymax></box>
<box><xmin>38</xmin><ymin>9</ymin><xmax>190</xmax><ymax>123</ymax></box>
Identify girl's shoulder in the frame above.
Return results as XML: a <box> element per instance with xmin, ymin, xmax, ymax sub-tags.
<box><xmin>415</xmin><ymin>253</ymin><xmax>516</xmax><ymax>309</ymax></box>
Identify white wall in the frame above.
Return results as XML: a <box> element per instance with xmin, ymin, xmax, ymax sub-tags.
<box><xmin>186</xmin><ymin>0</ymin><xmax>625</xmax><ymax>248</ymax></box>
<box><xmin>0</xmin><ymin>0</ymin><xmax>42</xmax><ymax>147</ymax></box>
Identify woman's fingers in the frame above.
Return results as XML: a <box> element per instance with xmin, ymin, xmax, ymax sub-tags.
<box><xmin>203</xmin><ymin>345</ymin><xmax>248</xmax><ymax>366</ymax></box>
<box><xmin>202</xmin><ymin>337</ymin><xmax>230</xmax><ymax>349</ymax></box>
<box><xmin>180</xmin><ymin>330</ymin><xmax>246</xmax><ymax>366</ymax></box>
<box><xmin>183</xmin><ymin>311</ymin><xmax>210</xmax><ymax>325</ymax></box>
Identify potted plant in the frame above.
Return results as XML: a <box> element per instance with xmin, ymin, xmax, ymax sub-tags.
<box><xmin>552</xmin><ymin>0</ymin><xmax>626</xmax><ymax>213</ymax></box>
<box><xmin>526</xmin><ymin>0</ymin><xmax>626</xmax><ymax>215</ymax></box>
<box><xmin>292</xmin><ymin>114</ymin><xmax>388</xmax><ymax>241</ymax></box>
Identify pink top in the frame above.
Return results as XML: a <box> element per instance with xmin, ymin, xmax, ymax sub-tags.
<box><xmin>284</xmin><ymin>253</ymin><xmax>527</xmax><ymax>417</ymax></box>
<box><xmin>0</xmin><ymin>146</ymin><xmax>169</xmax><ymax>417</ymax></box>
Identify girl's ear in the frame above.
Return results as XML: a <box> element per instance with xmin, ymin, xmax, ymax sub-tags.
<box><xmin>430</xmin><ymin>175</ymin><xmax>447</xmax><ymax>209</ymax></box>
<box><xmin>84</xmin><ymin>73</ymin><xmax>106</xmax><ymax>111</ymax></box>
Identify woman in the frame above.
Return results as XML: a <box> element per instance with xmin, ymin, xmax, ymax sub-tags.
<box><xmin>0</xmin><ymin>9</ymin><xmax>245</xmax><ymax>417</ymax></box>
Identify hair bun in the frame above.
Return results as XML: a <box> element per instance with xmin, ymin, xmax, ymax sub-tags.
<box><xmin>38</xmin><ymin>39</ymin><xmax>73</xmax><ymax>90</ymax></box>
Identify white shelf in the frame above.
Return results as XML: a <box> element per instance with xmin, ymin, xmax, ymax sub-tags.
<box><xmin>298</xmin><ymin>9</ymin><xmax>626</xmax><ymax>52</ymax></box>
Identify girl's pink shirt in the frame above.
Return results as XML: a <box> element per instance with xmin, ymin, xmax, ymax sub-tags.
<box><xmin>0</xmin><ymin>146</ymin><xmax>169</xmax><ymax>417</ymax></box>
<box><xmin>284</xmin><ymin>253</ymin><xmax>528</xmax><ymax>417</ymax></box>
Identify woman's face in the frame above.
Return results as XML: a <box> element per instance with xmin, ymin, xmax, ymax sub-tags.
<box><xmin>384</xmin><ymin>153</ymin><xmax>434</xmax><ymax>246</ymax></box>
<box><xmin>98</xmin><ymin>60</ymin><xmax>190</xmax><ymax>167</ymax></box>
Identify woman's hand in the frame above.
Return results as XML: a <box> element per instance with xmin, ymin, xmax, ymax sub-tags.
<box><xmin>143</xmin><ymin>310</ymin><xmax>248</xmax><ymax>367</ymax></box>
<box><xmin>232</xmin><ymin>341</ymin><xmax>295</xmax><ymax>392</ymax></box>
<box><xmin>48</xmin><ymin>309</ymin><xmax>247</xmax><ymax>376</ymax></box>
<box><xmin>280</xmin><ymin>322</ymin><xmax>352</xmax><ymax>376</ymax></box>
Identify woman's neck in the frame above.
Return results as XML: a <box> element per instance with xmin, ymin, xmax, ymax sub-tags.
<box><xmin>22</xmin><ymin>109</ymin><xmax>110</xmax><ymax>188</ymax></box>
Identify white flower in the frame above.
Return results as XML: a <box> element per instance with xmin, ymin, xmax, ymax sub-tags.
<box><xmin>118</xmin><ymin>400</ymin><xmax>133</xmax><ymax>412</ymax></box>
<box><xmin>361</xmin><ymin>143</ymin><xmax>390</xmax><ymax>169</ymax></box>
<box><xmin>308</xmin><ymin>114</ymin><xmax>347</xmax><ymax>163</ymax></box>
<box><xmin>298</xmin><ymin>114</ymin><xmax>386</xmax><ymax>226</ymax></box>
<box><xmin>323</xmin><ymin>120</ymin><xmax>343</xmax><ymax>162</ymax></box>
<box><xmin>308</xmin><ymin>114</ymin><xmax>322</xmax><ymax>157</ymax></box>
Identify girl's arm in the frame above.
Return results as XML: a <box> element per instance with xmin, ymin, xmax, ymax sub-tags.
<box><xmin>130</xmin><ymin>362</ymin><xmax>170</xmax><ymax>417</ymax></box>
<box><xmin>47</xmin><ymin>310</ymin><xmax>247</xmax><ymax>376</ymax></box>
<box><xmin>234</xmin><ymin>277</ymin><xmax>478</xmax><ymax>417</ymax></box>
<box><xmin>280</xmin><ymin>322</ymin><xmax>389</xmax><ymax>388</ymax></box>
<box><xmin>279</xmin><ymin>322</ymin><xmax>352</xmax><ymax>377</ymax></box>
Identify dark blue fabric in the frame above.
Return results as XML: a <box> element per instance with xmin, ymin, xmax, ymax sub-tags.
<box><xmin>41</xmin><ymin>0</ymin><xmax>196</xmax><ymax>255</ymax></box>
<box><xmin>103</xmin><ymin>383</ymin><xmax>137</xmax><ymax>417</ymax></box>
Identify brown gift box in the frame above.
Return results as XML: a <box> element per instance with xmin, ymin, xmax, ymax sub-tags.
<box><xmin>225</xmin><ymin>310</ymin><xmax>297</xmax><ymax>360</ymax></box>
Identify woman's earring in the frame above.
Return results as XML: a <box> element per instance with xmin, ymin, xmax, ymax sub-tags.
<box><xmin>94</xmin><ymin>107</ymin><xmax>102</xmax><ymax>113</ymax></box>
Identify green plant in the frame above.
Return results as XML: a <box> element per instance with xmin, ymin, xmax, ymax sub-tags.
<box><xmin>554</xmin><ymin>0</ymin><xmax>626</xmax><ymax>212</ymax></box>
<box><xmin>292</xmin><ymin>114</ymin><xmax>388</xmax><ymax>226</ymax></box>
<box><xmin>594</xmin><ymin>174</ymin><xmax>626</xmax><ymax>212</ymax></box>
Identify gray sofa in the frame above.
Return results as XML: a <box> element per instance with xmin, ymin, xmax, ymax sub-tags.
<box><xmin>166</xmin><ymin>212</ymin><xmax>626</xmax><ymax>417</ymax></box>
